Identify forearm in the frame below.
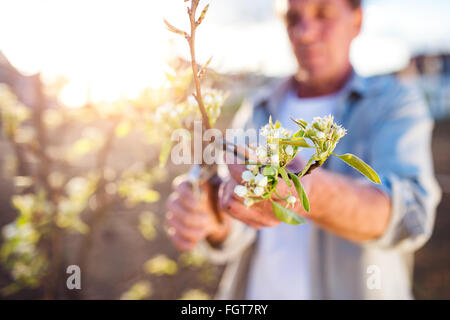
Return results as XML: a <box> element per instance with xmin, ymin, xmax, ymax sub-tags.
<box><xmin>298</xmin><ymin>168</ymin><xmax>391</xmax><ymax>242</ymax></box>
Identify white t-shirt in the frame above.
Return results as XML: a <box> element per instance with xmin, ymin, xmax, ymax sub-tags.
<box><xmin>245</xmin><ymin>88</ymin><xmax>342</xmax><ymax>300</ymax></box>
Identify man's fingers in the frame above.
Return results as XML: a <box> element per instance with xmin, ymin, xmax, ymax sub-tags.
<box><xmin>224</xmin><ymin>143</ymin><xmax>259</xmax><ymax>183</ymax></box>
<box><xmin>219</xmin><ymin>179</ymin><xmax>278</xmax><ymax>228</ymax></box>
<box><xmin>167</xmin><ymin>216</ymin><xmax>206</xmax><ymax>242</ymax></box>
<box><xmin>173</xmin><ymin>182</ymin><xmax>198</xmax><ymax>207</ymax></box>
<box><xmin>225</xmin><ymin>199</ymin><xmax>267</xmax><ymax>229</ymax></box>
<box><xmin>285</xmin><ymin>154</ymin><xmax>306</xmax><ymax>173</ymax></box>
<box><xmin>219</xmin><ymin>178</ymin><xmax>242</xmax><ymax>210</ymax></box>
<box><xmin>166</xmin><ymin>200</ymin><xmax>207</xmax><ymax>229</ymax></box>
<box><xmin>228</xmin><ymin>200</ymin><xmax>279</xmax><ymax>228</ymax></box>
<box><xmin>169</xmin><ymin>231</ymin><xmax>195</xmax><ymax>251</ymax></box>
<box><xmin>225</xmin><ymin>143</ymin><xmax>258</xmax><ymax>163</ymax></box>
<box><xmin>229</xmin><ymin>164</ymin><xmax>248</xmax><ymax>186</ymax></box>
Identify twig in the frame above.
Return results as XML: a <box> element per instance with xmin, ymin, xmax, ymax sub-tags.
<box><xmin>187</xmin><ymin>0</ymin><xmax>212</xmax><ymax>130</ymax></box>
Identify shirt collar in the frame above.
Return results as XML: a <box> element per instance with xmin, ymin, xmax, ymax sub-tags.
<box><xmin>258</xmin><ymin>69</ymin><xmax>367</xmax><ymax>119</ymax></box>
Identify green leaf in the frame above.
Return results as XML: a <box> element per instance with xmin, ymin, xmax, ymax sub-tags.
<box><xmin>279</xmin><ymin>167</ymin><xmax>291</xmax><ymax>187</ymax></box>
<box><xmin>279</xmin><ymin>138</ymin><xmax>312</xmax><ymax>148</ymax></box>
<box><xmin>288</xmin><ymin>173</ymin><xmax>310</xmax><ymax>212</ymax></box>
<box><xmin>263</xmin><ymin>165</ymin><xmax>277</xmax><ymax>176</ymax></box>
<box><xmin>292</xmin><ymin>129</ymin><xmax>305</xmax><ymax>138</ymax></box>
<box><xmin>290</xmin><ymin>117</ymin><xmax>307</xmax><ymax>128</ymax></box>
<box><xmin>271</xmin><ymin>200</ymin><xmax>305</xmax><ymax>225</ymax></box>
<box><xmin>333</xmin><ymin>153</ymin><xmax>381</xmax><ymax>184</ymax></box>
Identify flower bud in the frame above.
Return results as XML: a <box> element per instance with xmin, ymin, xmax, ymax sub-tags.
<box><xmin>287</xmin><ymin>196</ymin><xmax>296</xmax><ymax>204</ymax></box>
<box><xmin>244</xmin><ymin>198</ymin><xmax>254</xmax><ymax>208</ymax></box>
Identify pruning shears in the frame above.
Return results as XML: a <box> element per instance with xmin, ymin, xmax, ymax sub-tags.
<box><xmin>186</xmin><ymin>139</ymin><xmax>249</xmax><ymax>225</ymax></box>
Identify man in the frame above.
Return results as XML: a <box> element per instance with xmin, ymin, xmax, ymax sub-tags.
<box><xmin>166</xmin><ymin>0</ymin><xmax>441</xmax><ymax>299</ymax></box>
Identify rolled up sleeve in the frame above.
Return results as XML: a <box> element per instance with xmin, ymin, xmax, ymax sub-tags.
<box><xmin>362</xmin><ymin>82</ymin><xmax>442</xmax><ymax>252</ymax></box>
<box><xmin>198</xmin><ymin>218</ymin><xmax>257</xmax><ymax>264</ymax></box>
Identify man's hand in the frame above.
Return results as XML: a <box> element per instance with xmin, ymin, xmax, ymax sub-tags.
<box><xmin>166</xmin><ymin>175</ymin><xmax>231</xmax><ymax>251</ymax></box>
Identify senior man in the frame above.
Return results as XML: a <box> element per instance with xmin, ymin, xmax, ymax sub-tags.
<box><xmin>166</xmin><ymin>0</ymin><xmax>441</xmax><ymax>299</ymax></box>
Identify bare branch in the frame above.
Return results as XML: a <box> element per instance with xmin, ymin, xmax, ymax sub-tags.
<box><xmin>187</xmin><ymin>0</ymin><xmax>212</xmax><ymax>130</ymax></box>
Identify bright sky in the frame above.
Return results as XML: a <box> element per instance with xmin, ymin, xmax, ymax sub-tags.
<box><xmin>0</xmin><ymin>0</ymin><xmax>449</xmax><ymax>106</ymax></box>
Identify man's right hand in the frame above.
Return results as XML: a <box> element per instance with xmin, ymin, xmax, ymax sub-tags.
<box><xmin>166</xmin><ymin>175</ymin><xmax>231</xmax><ymax>251</ymax></box>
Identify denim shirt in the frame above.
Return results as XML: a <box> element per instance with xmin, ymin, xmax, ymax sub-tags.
<box><xmin>199</xmin><ymin>71</ymin><xmax>442</xmax><ymax>299</ymax></box>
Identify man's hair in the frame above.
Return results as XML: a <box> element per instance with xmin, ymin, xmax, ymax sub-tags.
<box><xmin>348</xmin><ymin>0</ymin><xmax>361</xmax><ymax>9</ymax></box>
<box><xmin>276</xmin><ymin>0</ymin><xmax>362</xmax><ymax>15</ymax></box>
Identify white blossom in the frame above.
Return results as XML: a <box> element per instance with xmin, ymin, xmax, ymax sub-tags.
<box><xmin>316</xmin><ymin>131</ymin><xmax>325</xmax><ymax>139</ymax></box>
<box><xmin>254</xmin><ymin>186</ymin><xmax>264</xmax><ymax>196</ymax></box>
<box><xmin>255</xmin><ymin>174</ymin><xmax>268</xmax><ymax>187</ymax></box>
<box><xmin>2</xmin><ymin>223</ymin><xmax>17</xmax><ymax>239</ymax></box>
<box><xmin>203</xmin><ymin>95</ymin><xmax>213</xmax><ymax>105</ymax></box>
<box><xmin>268</xmin><ymin>143</ymin><xmax>278</xmax><ymax>151</ymax></box>
<box><xmin>246</xmin><ymin>164</ymin><xmax>259</xmax><ymax>173</ymax></box>
<box><xmin>234</xmin><ymin>185</ymin><xmax>248</xmax><ymax>197</ymax></box>
<box><xmin>285</xmin><ymin>145</ymin><xmax>294</xmax><ymax>156</ymax></box>
<box><xmin>273</xmin><ymin>128</ymin><xmax>282</xmax><ymax>139</ymax></box>
<box><xmin>187</xmin><ymin>95</ymin><xmax>197</xmax><ymax>107</ymax></box>
<box><xmin>260</xmin><ymin>125</ymin><xmax>271</xmax><ymax>137</ymax></box>
<box><xmin>287</xmin><ymin>196</ymin><xmax>296</xmax><ymax>204</ymax></box>
<box><xmin>256</xmin><ymin>146</ymin><xmax>267</xmax><ymax>159</ymax></box>
<box><xmin>336</xmin><ymin>126</ymin><xmax>347</xmax><ymax>138</ymax></box>
<box><xmin>241</xmin><ymin>170</ymin><xmax>254</xmax><ymax>182</ymax></box>
<box><xmin>15</xmin><ymin>242</ymin><xmax>33</xmax><ymax>255</ymax></box>
<box><xmin>270</xmin><ymin>154</ymin><xmax>280</xmax><ymax>166</ymax></box>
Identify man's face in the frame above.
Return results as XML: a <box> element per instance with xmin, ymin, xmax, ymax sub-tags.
<box><xmin>284</xmin><ymin>0</ymin><xmax>362</xmax><ymax>83</ymax></box>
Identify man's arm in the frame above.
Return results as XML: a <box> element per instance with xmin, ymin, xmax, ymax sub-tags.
<box><xmin>298</xmin><ymin>168</ymin><xmax>391</xmax><ymax>243</ymax></box>
<box><xmin>222</xmin><ymin>79</ymin><xmax>441</xmax><ymax>251</ymax></box>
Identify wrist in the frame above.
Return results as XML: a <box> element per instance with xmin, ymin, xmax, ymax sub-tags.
<box><xmin>300</xmin><ymin>167</ymin><xmax>325</xmax><ymax>217</ymax></box>
<box><xmin>206</xmin><ymin>216</ymin><xmax>231</xmax><ymax>246</ymax></box>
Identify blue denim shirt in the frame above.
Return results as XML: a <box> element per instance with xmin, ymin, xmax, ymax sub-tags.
<box><xmin>200</xmin><ymin>71</ymin><xmax>442</xmax><ymax>299</ymax></box>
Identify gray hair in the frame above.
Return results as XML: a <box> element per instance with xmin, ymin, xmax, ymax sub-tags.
<box><xmin>275</xmin><ymin>0</ymin><xmax>361</xmax><ymax>16</ymax></box>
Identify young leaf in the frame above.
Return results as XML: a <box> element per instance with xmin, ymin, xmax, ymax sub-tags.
<box><xmin>196</xmin><ymin>3</ymin><xmax>210</xmax><ymax>25</ymax></box>
<box><xmin>333</xmin><ymin>153</ymin><xmax>381</xmax><ymax>184</ymax></box>
<box><xmin>292</xmin><ymin>129</ymin><xmax>305</xmax><ymax>138</ymax></box>
<box><xmin>263</xmin><ymin>165</ymin><xmax>277</xmax><ymax>176</ymax></box>
<box><xmin>279</xmin><ymin>167</ymin><xmax>291</xmax><ymax>187</ymax></box>
<box><xmin>279</xmin><ymin>138</ymin><xmax>312</xmax><ymax>148</ymax></box>
<box><xmin>288</xmin><ymin>173</ymin><xmax>310</xmax><ymax>212</ymax></box>
<box><xmin>290</xmin><ymin>117</ymin><xmax>307</xmax><ymax>128</ymax></box>
<box><xmin>271</xmin><ymin>200</ymin><xmax>305</xmax><ymax>225</ymax></box>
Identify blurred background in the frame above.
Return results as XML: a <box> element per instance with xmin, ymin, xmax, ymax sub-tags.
<box><xmin>0</xmin><ymin>0</ymin><xmax>449</xmax><ymax>299</ymax></box>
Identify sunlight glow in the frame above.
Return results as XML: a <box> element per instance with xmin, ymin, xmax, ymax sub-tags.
<box><xmin>0</xmin><ymin>0</ymin><xmax>185</xmax><ymax>107</ymax></box>
<box><xmin>0</xmin><ymin>0</ymin><xmax>448</xmax><ymax>107</ymax></box>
